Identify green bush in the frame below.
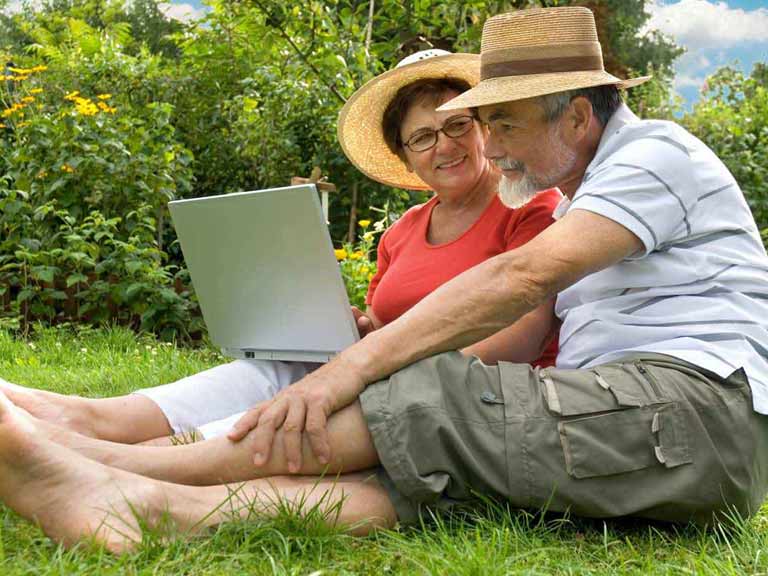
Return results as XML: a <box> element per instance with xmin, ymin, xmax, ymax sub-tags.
<box><xmin>682</xmin><ymin>65</ymin><xmax>768</xmax><ymax>230</ymax></box>
<box><xmin>0</xmin><ymin>63</ymin><xmax>200</xmax><ymax>340</ymax></box>
<box><xmin>335</xmin><ymin>216</ymin><xmax>384</xmax><ymax>309</ymax></box>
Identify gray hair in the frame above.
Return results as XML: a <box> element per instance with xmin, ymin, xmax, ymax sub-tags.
<box><xmin>536</xmin><ymin>85</ymin><xmax>623</xmax><ymax>126</ymax></box>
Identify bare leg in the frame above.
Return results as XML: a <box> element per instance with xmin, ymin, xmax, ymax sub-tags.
<box><xmin>0</xmin><ymin>379</ymin><xmax>172</xmax><ymax>442</ymax></box>
<box><xmin>28</xmin><ymin>401</ymin><xmax>380</xmax><ymax>484</ymax></box>
<box><xmin>0</xmin><ymin>391</ymin><xmax>397</xmax><ymax>552</ymax></box>
<box><xmin>0</xmin><ymin>359</ymin><xmax>304</xmax><ymax>444</ymax></box>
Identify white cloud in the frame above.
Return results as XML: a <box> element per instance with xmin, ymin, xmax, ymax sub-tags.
<box><xmin>158</xmin><ymin>2</ymin><xmax>207</xmax><ymax>23</ymax></box>
<box><xmin>674</xmin><ymin>72</ymin><xmax>706</xmax><ymax>90</ymax></box>
<box><xmin>3</xmin><ymin>0</ymin><xmax>39</xmax><ymax>15</ymax></box>
<box><xmin>645</xmin><ymin>0</ymin><xmax>768</xmax><ymax>50</ymax></box>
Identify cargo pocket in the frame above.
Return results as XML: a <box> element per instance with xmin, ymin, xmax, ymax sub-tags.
<box><xmin>540</xmin><ymin>364</ymin><xmax>692</xmax><ymax>479</ymax></box>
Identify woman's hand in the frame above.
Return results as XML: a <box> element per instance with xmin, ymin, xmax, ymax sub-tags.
<box><xmin>351</xmin><ymin>306</ymin><xmax>381</xmax><ymax>338</ymax></box>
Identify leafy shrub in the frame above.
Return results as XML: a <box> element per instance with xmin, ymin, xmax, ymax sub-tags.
<box><xmin>0</xmin><ymin>63</ymin><xmax>200</xmax><ymax>340</ymax></box>
<box><xmin>335</xmin><ymin>216</ymin><xmax>388</xmax><ymax>309</ymax></box>
<box><xmin>682</xmin><ymin>65</ymin><xmax>768</xmax><ymax>230</ymax></box>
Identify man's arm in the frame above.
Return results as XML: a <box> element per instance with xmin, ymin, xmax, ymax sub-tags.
<box><xmin>230</xmin><ymin>209</ymin><xmax>643</xmax><ymax>471</ymax></box>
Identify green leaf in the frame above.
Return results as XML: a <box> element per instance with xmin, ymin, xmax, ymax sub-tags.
<box><xmin>66</xmin><ymin>273</ymin><xmax>89</xmax><ymax>288</ymax></box>
<box><xmin>125</xmin><ymin>260</ymin><xmax>144</xmax><ymax>274</ymax></box>
<box><xmin>31</xmin><ymin>266</ymin><xmax>58</xmax><ymax>284</ymax></box>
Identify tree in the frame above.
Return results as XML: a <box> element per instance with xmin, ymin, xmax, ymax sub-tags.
<box><xmin>682</xmin><ymin>65</ymin><xmax>768</xmax><ymax>231</ymax></box>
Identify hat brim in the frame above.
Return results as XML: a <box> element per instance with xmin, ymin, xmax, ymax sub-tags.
<box><xmin>437</xmin><ymin>71</ymin><xmax>651</xmax><ymax>112</ymax></box>
<box><xmin>338</xmin><ymin>54</ymin><xmax>481</xmax><ymax>191</ymax></box>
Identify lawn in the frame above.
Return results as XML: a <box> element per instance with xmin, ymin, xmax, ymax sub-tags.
<box><xmin>0</xmin><ymin>325</ymin><xmax>767</xmax><ymax>575</ymax></box>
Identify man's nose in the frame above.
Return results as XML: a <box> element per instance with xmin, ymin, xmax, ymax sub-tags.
<box><xmin>483</xmin><ymin>131</ymin><xmax>505</xmax><ymax>160</ymax></box>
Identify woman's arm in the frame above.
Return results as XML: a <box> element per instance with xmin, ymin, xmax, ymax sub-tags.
<box><xmin>461</xmin><ymin>299</ymin><xmax>557</xmax><ymax>364</ymax></box>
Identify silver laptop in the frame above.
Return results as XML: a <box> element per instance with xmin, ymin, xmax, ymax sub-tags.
<box><xmin>168</xmin><ymin>185</ymin><xmax>360</xmax><ymax>362</ymax></box>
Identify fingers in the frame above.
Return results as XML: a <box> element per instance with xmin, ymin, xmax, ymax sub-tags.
<box><xmin>305</xmin><ymin>399</ymin><xmax>331</xmax><ymax>465</ymax></box>
<box><xmin>249</xmin><ymin>398</ymin><xmax>289</xmax><ymax>466</ymax></box>
<box><xmin>227</xmin><ymin>406</ymin><xmax>264</xmax><ymax>441</ymax></box>
<box><xmin>356</xmin><ymin>315</ymin><xmax>373</xmax><ymax>337</ymax></box>
<box><xmin>281</xmin><ymin>396</ymin><xmax>307</xmax><ymax>473</ymax></box>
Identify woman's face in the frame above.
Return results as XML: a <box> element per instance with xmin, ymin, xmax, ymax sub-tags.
<box><xmin>399</xmin><ymin>91</ymin><xmax>489</xmax><ymax>195</ymax></box>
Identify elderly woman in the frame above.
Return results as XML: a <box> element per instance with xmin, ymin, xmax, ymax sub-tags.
<box><xmin>0</xmin><ymin>51</ymin><xmax>559</xmax><ymax>471</ymax></box>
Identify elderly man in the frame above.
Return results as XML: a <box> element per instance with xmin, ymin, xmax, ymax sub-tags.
<box><xmin>0</xmin><ymin>6</ymin><xmax>766</xmax><ymax>551</ymax></box>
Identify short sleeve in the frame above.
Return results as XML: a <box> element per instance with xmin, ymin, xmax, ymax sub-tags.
<box><xmin>570</xmin><ymin>136</ymin><xmax>696</xmax><ymax>256</ymax></box>
<box><xmin>504</xmin><ymin>188</ymin><xmax>560</xmax><ymax>251</ymax></box>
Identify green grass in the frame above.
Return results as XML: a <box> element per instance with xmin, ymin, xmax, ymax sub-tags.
<box><xmin>1</xmin><ymin>325</ymin><xmax>768</xmax><ymax>574</ymax></box>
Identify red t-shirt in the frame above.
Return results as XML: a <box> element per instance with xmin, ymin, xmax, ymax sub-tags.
<box><xmin>366</xmin><ymin>189</ymin><xmax>562</xmax><ymax>367</ymax></box>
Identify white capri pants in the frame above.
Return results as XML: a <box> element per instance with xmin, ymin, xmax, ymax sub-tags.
<box><xmin>134</xmin><ymin>359</ymin><xmax>319</xmax><ymax>439</ymax></box>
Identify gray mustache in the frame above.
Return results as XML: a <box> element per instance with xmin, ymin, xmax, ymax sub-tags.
<box><xmin>494</xmin><ymin>158</ymin><xmax>525</xmax><ymax>172</ymax></box>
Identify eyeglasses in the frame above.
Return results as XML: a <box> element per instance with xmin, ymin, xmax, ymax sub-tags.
<box><xmin>402</xmin><ymin>115</ymin><xmax>476</xmax><ymax>153</ymax></box>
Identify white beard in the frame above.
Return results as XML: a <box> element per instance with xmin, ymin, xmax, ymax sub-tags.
<box><xmin>496</xmin><ymin>121</ymin><xmax>578</xmax><ymax>208</ymax></box>
<box><xmin>498</xmin><ymin>174</ymin><xmax>539</xmax><ymax>208</ymax></box>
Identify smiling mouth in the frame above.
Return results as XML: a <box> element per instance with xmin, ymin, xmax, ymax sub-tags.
<box><xmin>437</xmin><ymin>156</ymin><xmax>466</xmax><ymax>169</ymax></box>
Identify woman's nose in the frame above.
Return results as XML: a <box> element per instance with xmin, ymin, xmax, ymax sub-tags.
<box><xmin>434</xmin><ymin>129</ymin><xmax>458</xmax><ymax>153</ymax></box>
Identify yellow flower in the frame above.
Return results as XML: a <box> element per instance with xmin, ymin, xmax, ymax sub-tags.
<box><xmin>29</xmin><ymin>88</ymin><xmax>43</xmax><ymax>94</ymax></box>
<box><xmin>60</xmin><ymin>164</ymin><xmax>75</xmax><ymax>173</ymax></box>
<box><xmin>21</xmin><ymin>96</ymin><xmax>35</xmax><ymax>103</ymax></box>
<box><xmin>362</xmin><ymin>231</ymin><xmax>374</xmax><ymax>242</ymax></box>
<box><xmin>360</xmin><ymin>266</ymin><xmax>370</xmax><ymax>275</ymax></box>
<box><xmin>358</xmin><ymin>219</ymin><xmax>371</xmax><ymax>229</ymax></box>
<box><xmin>8</xmin><ymin>66</ymin><xmax>30</xmax><ymax>74</ymax></box>
<box><xmin>0</xmin><ymin>123</ymin><xmax>5</xmax><ymax>129</ymax></box>
<box><xmin>17</xmin><ymin>121</ymin><xmax>29</xmax><ymax>127</ymax></box>
<box><xmin>334</xmin><ymin>248</ymin><xmax>348</xmax><ymax>261</ymax></box>
<box><xmin>97</xmin><ymin>101</ymin><xmax>118</xmax><ymax>114</ymax></box>
<box><xmin>74</xmin><ymin>98</ymin><xmax>98</xmax><ymax>116</ymax></box>
<box><xmin>64</xmin><ymin>90</ymin><xmax>80</xmax><ymax>101</ymax></box>
<box><xmin>31</xmin><ymin>65</ymin><xmax>48</xmax><ymax>73</ymax></box>
<box><xmin>96</xmin><ymin>93</ymin><xmax>112</xmax><ymax>100</ymax></box>
<box><xmin>1</xmin><ymin>103</ymin><xmax>24</xmax><ymax>118</ymax></box>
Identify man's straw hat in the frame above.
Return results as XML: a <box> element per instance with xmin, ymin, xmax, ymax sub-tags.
<box><xmin>439</xmin><ymin>7</ymin><xmax>651</xmax><ymax>112</ymax></box>
<box><xmin>338</xmin><ymin>50</ymin><xmax>480</xmax><ymax>191</ymax></box>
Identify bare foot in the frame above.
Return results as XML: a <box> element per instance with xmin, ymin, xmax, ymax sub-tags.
<box><xmin>0</xmin><ymin>377</ymin><xmax>98</xmax><ymax>437</ymax></box>
<box><xmin>0</xmin><ymin>391</ymin><xmax>207</xmax><ymax>552</ymax></box>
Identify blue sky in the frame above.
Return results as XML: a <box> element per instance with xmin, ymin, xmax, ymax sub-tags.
<box><xmin>165</xmin><ymin>0</ymin><xmax>768</xmax><ymax>107</ymax></box>
<box><xmin>644</xmin><ymin>0</ymin><xmax>768</xmax><ymax>105</ymax></box>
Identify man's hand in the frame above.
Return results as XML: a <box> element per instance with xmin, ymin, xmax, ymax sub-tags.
<box><xmin>227</xmin><ymin>357</ymin><xmax>367</xmax><ymax>472</ymax></box>
<box><xmin>351</xmin><ymin>306</ymin><xmax>376</xmax><ymax>337</ymax></box>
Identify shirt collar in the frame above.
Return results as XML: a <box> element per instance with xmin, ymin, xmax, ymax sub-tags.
<box><xmin>555</xmin><ymin>104</ymin><xmax>639</xmax><ymax>221</ymax></box>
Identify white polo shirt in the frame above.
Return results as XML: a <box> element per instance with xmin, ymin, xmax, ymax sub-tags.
<box><xmin>554</xmin><ymin>104</ymin><xmax>768</xmax><ymax>414</ymax></box>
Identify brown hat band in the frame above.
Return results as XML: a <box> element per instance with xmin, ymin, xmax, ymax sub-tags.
<box><xmin>481</xmin><ymin>54</ymin><xmax>604</xmax><ymax>80</ymax></box>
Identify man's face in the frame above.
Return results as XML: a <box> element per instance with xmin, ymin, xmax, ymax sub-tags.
<box><xmin>478</xmin><ymin>97</ymin><xmax>579</xmax><ymax>201</ymax></box>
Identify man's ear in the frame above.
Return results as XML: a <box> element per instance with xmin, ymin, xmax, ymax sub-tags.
<box><xmin>565</xmin><ymin>96</ymin><xmax>594</xmax><ymax>142</ymax></box>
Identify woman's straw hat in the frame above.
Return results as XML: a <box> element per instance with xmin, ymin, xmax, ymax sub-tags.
<box><xmin>338</xmin><ymin>50</ymin><xmax>480</xmax><ymax>191</ymax></box>
<box><xmin>439</xmin><ymin>7</ymin><xmax>651</xmax><ymax>112</ymax></box>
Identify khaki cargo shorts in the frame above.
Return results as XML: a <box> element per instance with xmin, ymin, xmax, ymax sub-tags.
<box><xmin>358</xmin><ymin>352</ymin><xmax>768</xmax><ymax>525</ymax></box>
